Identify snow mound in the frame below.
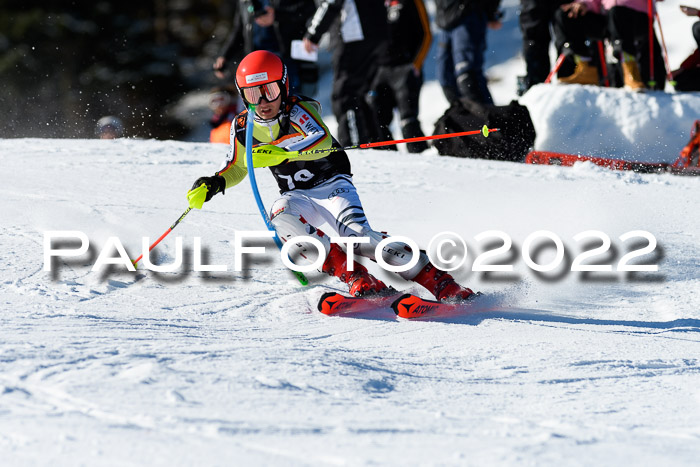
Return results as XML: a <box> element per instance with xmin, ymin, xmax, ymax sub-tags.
<box><xmin>520</xmin><ymin>84</ymin><xmax>700</xmax><ymax>163</ymax></box>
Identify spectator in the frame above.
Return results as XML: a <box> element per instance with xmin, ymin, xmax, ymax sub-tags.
<box><xmin>95</xmin><ymin>116</ymin><xmax>124</xmax><ymax>139</ymax></box>
<box><xmin>553</xmin><ymin>0</ymin><xmax>666</xmax><ymax>91</ymax></box>
<box><xmin>518</xmin><ymin>0</ymin><xmax>570</xmax><ymax>95</ymax></box>
<box><xmin>435</xmin><ymin>0</ymin><xmax>503</xmax><ymax>105</ymax></box>
<box><xmin>208</xmin><ymin>85</ymin><xmax>244</xmax><ymax>144</ymax></box>
<box><xmin>682</xmin><ymin>4</ymin><xmax>700</xmax><ymax>46</ymax></box>
<box><xmin>303</xmin><ymin>0</ymin><xmax>388</xmax><ymax>146</ymax></box>
<box><xmin>551</xmin><ymin>2</ymin><xmax>607</xmax><ymax>85</ymax></box>
<box><xmin>264</xmin><ymin>0</ymin><xmax>320</xmax><ymax>97</ymax></box>
<box><xmin>213</xmin><ymin>0</ymin><xmax>278</xmax><ymax>80</ymax></box>
<box><xmin>214</xmin><ymin>1</ymin><xmax>319</xmax><ymax>97</ymax></box>
<box><xmin>368</xmin><ymin>0</ymin><xmax>432</xmax><ymax>153</ymax></box>
<box><xmin>672</xmin><ymin>4</ymin><xmax>700</xmax><ymax>91</ymax></box>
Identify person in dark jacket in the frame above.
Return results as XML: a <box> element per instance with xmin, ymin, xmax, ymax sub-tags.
<box><xmin>518</xmin><ymin>0</ymin><xmax>569</xmax><ymax>94</ymax></box>
<box><xmin>258</xmin><ymin>0</ymin><xmax>320</xmax><ymax>96</ymax></box>
<box><xmin>303</xmin><ymin>0</ymin><xmax>388</xmax><ymax>146</ymax></box>
<box><xmin>214</xmin><ymin>0</ymin><xmax>319</xmax><ymax>96</ymax></box>
<box><xmin>672</xmin><ymin>4</ymin><xmax>700</xmax><ymax>91</ymax></box>
<box><xmin>435</xmin><ymin>0</ymin><xmax>503</xmax><ymax>105</ymax></box>
<box><xmin>213</xmin><ymin>0</ymin><xmax>276</xmax><ymax>78</ymax></box>
<box><xmin>368</xmin><ymin>0</ymin><xmax>433</xmax><ymax>153</ymax></box>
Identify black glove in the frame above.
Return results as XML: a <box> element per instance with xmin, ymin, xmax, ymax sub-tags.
<box><xmin>191</xmin><ymin>175</ymin><xmax>226</xmax><ymax>202</ymax></box>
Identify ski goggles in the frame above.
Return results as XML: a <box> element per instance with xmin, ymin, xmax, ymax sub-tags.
<box><xmin>240</xmin><ymin>81</ymin><xmax>282</xmax><ymax>105</ymax></box>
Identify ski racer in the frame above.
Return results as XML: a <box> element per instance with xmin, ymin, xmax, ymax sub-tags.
<box><xmin>189</xmin><ymin>50</ymin><xmax>475</xmax><ymax>301</ymax></box>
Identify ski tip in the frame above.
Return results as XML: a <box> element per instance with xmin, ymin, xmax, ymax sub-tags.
<box><xmin>317</xmin><ymin>292</ymin><xmax>340</xmax><ymax>313</ymax></box>
<box><xmin>390</xmin><ymin>294</ymin><xmax>415</xmax><ymax>316</ymax></box>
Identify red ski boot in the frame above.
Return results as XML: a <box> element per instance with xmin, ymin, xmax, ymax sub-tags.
<box><xmin>322</xmin><ymin>244</ymin><xmax>388</xmax><ymax>297</ymax></box>
<box><xmin>411</xmin><ymin>263</ymin><xmax>475</xmax><ymax>302</ymax></box>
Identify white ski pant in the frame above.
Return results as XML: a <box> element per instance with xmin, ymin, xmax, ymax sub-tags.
<box><xmin>269</xmin><ymin>175</ymin><xmax>428</xmax><ymax>279</ymax></box>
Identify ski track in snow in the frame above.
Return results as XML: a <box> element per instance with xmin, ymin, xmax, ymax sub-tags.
<box><xmin>1</xmin><ymin>131</ymin><xmax>700</xmax><ymax>465</ymax></box>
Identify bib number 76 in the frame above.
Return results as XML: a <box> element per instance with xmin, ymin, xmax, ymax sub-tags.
<box><xmin>278</xmin><ymin>169</ymin><xmax>314</xmax><ymax>190</ymax></box>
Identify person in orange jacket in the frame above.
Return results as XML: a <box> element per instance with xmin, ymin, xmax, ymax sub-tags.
<box><xmin>208</xmin><ymin>85</ymin><xmax>244</xmax><ymax>144</ymax></box>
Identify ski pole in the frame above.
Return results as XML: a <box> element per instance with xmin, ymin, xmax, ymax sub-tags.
<box><xmin>245</xmin><ymin>104</ymin><xmax>309</xmax><ymax>286</ymax></box>
<box><xmin>353</xmin><ymin>125</ymin><xmax>496</xmax><ymax>149</ymax></box>
<box><xmin>545</xmin><ymin>53</ymin><xmax>566</xmax><ymax>84</ymax></box>
<box><xmin>597</xmin><ymin>40</ymin><xmax>610</xmax><ymax>87</ymax></box>
<box><xmin>293</xmin><ymin>125</ymin><xmax>498</xmax><ymax>157</ymax></box>
<box><xmin>654</xmin><ymin>11</ymin><xmax>675</xmax><ymax>85</ymax></box>
<box><xmin>131</xmin><ymin>206</ymin><xmax>192</xmax><ymax>267</ymax></box>
<box><xmin>648</xmin><ymin>0</ymin><xmax>655</xmax><ymax>87</ymax></box>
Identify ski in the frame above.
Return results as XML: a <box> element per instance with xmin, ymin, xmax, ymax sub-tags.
<box><xmin>390</xmin><ymin>293</ymin><xmax>482</xmax><ymax>319</ymax></box>
<box><xmin>317</xmin><ymin>291</ymin><xmax>401</xmax><ymax>316</ymax></box>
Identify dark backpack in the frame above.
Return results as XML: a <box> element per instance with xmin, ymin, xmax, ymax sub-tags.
<box><xmin>432</xmin><ymin>99</ymin><xmax>536</xmax><ymax>162</ymax></box>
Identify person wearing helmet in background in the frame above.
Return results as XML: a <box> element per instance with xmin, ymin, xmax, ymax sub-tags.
<box><xmin>189</xmin><ymin>50</ymin><xmax>476</xmax><ymax>302</ymax></box>
<box><xmin>96</xmin><ymin>116</ymin><xmax>124</xmax><ymax>139</ymax></box>
<box><xmin>208</xmin><ymin>85</ymin><xmax>244</xmax><ymax>144</ymax></box>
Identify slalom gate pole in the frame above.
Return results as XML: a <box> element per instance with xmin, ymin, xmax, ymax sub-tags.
<box><xmin>132</xmin><ymin>207</ymin><xmax>192</xmax><ymax>267</ymax></box>
<box><xmin>597</xmin><ymin>41</ymin><xmax>610</xmax><ymax>87</ymax></box>
<box><xmin>545</xmin><ymin>53</ymin><xmax>566</xmax><ymax>84</ymax></box>
<box><xmin>294</xmin><ymin>125</ymin><xmax>498</xmax><ymax>158</ymax></box>
<box><xmin>654</xmin><ymin>11</ymin><xmax>675</xmax><ymax>85</ymax></box>
<box><xmin>245</xmin><ymin>104</ymin><xmax>308</xmax><ymax>286</ymax></box>
<box><xmin>648</xmin><ymin>0</ymin><xmax>655</xmax><ymax>87</ymax></box>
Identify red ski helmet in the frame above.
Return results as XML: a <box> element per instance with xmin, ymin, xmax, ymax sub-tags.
<box><xmin>235</xmin><ymin>50</ymin><xmax>288</xmax><ymax>105</ymax></box>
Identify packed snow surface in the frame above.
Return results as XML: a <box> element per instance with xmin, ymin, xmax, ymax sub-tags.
<box><xmin>2</xmin><ymin>98</ymin><xmax>699</xmax><ymax>464</ymax></box>
<box><xmin>3</xmin><ymin>0</ymin><xmax>700</xmax><ymax>463</ymax></box>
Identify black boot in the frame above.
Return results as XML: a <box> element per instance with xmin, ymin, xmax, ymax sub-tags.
<box><xmin>401</xmin><ymin>118</ymin><xmax>428</xmax><ymax>153</ymax></box>
<box><xmin>457</xmin><ymin>71</ymin><xmax>493</xmax><ymax>105</ymax></box>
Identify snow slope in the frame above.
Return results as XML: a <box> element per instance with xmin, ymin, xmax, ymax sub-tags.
<box><xmin>2</xmin><ymin>0</ymin><xmax>700</xmax><ymax>465</ymax></box>
<box><xmin>1</xmin><ymin>126</ymin><xmax>699</xmax><ymax>465</ymax></box>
